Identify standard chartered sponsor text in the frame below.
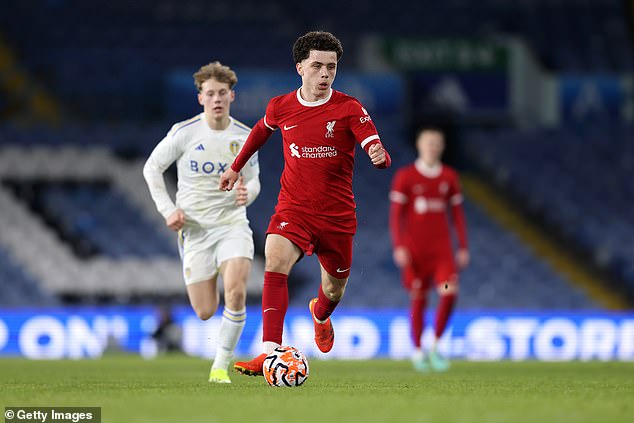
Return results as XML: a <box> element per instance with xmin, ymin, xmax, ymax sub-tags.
<box><xmin>301</xmin><ymin>146</ymin><xmax>338</xmax><ymax>158</ymax></box>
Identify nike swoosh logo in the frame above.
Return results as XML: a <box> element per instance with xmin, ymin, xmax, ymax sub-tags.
<box><xmin>336</xmin><ymin>267</ymin><xmax>350</xmax><ymax>273</ymax></box>
<box><xmin>283</xmin><ymin>124</ymin><xmax>298</xmax><ymax>130</ymax></box>
<box><xmin>263</xmin><ymin>308</ymin><xmax>278</xmax><ymax>313</ymax></box>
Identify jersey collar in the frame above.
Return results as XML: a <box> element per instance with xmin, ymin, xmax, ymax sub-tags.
<box><xmin>415</xmin><ymin>159</ymin><xmax>442</xmax><ymax>178</ymax></box>
<box><xmin>202</xmin><ymin>113</ymin><xmax>232</xmax><ymax>132</ymax></box>
<box><xmin>296</xmin><ymin>88</ymin><xmax>333</xmax><ymax>107</ymax></box>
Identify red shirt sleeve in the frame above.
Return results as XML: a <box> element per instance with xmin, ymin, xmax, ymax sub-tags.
<box><xmin>389</xmin><ymin>169</ymin><xmax>408</xmax><ymax>247</ymax></box>
<box><xmin>231</xmin><ymin>101</ymin><xmax>277</xmax><ymax>172</ymax></box>
<box><xmin>261</xmin><ymin>99</ymin><xmax>279</xmax><ymax>131</ymax></box>
<box><xmin>348</xmin><ymin>99</ymin><xmax>391</xmax><ymax>169</ymax></box>
<box><xmin>231</xmin><ymin>118</ymin><xmax>273</xmax><ymax>172</ymax></box>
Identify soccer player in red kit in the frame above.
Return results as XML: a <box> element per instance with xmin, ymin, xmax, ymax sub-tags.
<box><xmin>219</xmin><ymin>31</ymin><xmax>391</xmax><ymax>376</ymax></box>
<box><xmin>389</xmin><ymin>126</ymin><xmax>469</xmax><ymax>372</ymax></box>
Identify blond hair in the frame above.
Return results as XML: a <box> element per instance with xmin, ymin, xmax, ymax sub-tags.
<box><xmin>193</xmin><ymin>61</ymin><xmax>238</xmax><ymax>92</ymax></box>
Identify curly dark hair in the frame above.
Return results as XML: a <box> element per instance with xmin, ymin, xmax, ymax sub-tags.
<box><xmin>292</xmin><ymin>31</ymin><xmax>343</xmax><ymax>64</ymax></box>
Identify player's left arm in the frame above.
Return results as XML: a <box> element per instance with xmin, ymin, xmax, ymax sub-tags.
<box><xmin>349</xmin><ymin>100</ymin><xmax>391</xmax><ymax>169</ymax></box>
<box><xmin>449</xmin><ymin>172</ymin><xmax>470</xmax><ymax>269</ymax></box>
<box><xmin>367</xmin><ymin>142</ymin><xmax>390</xmax><ymax>168</ymax></box>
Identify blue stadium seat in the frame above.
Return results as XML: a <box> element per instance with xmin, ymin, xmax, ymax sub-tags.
<box><xmin>38</xmin><ymin>183</ymin><xmax>178</xmax><ymax>259</ymax></box>
<box><xmin>464</xmin><ymin>124</ymin><xmax>634</xmax><ymax>297</ymax></box>
<box><xmin>0</xmin><ymin>248</ymin><xmax>58</xmax><ymax>306</ymax></box>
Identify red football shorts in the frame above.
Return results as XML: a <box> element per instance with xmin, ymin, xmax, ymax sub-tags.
<box><xmin>266</xmin><ymin>209</ymin><xmax>355</xmax><ymax>279</ymax></box>
<box><xmin>402</xmin><ymin>253</ymin><xmax>457</xmax><ymax>294</ymax></box>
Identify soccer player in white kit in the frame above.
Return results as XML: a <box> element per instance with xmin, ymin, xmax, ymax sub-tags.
<box><xmin>143</xmin><ymin>62</ymin><xmax>260</xmax><ymax>384</ymax></box>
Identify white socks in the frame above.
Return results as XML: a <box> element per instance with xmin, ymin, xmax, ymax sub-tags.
<box><xmin>211</xmin><ymin>307</ymin><xmax>246</xmax><ymax>371</ymax></box>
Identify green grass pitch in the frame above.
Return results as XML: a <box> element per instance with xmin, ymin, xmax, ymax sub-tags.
<box><xmin>1</xmin><ymin>355</ymin><xmax>632</xmax><ymax>423</ymax></box>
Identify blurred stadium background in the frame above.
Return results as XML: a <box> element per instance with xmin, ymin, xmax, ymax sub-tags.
<box><xmin>0</xmin><ymin>0</ymin><xmax>632</xmax><ymax>361</ymax></box>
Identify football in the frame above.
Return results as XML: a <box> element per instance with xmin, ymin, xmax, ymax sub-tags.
<box><xmin>262</xmin><ymin>346</ymin><xmax>310</xmax><ymax>387</ymax></box>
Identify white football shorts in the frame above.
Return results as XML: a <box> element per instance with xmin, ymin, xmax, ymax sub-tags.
<box><xmin>177</xmin><ymin>222</ymin><xmax>254</xmax><ymax>285</ymax></box>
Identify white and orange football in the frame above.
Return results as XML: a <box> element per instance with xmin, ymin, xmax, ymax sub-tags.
<box><xmin>262</xmin><ymin>346</ymin><xmax>309</xmax><ymax>387</ymax></box>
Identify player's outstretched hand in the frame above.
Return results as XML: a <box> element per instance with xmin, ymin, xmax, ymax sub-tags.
<box><xmin>219</xmin><ymin>168</ymin><xmax>240</xmax><ymax>191</ymax></box>
<box><xmin>166</xmin><ymin>208</ymin><xmax>185</xmax><ymax>231</ymax></box>
<box><xmin>235</xmin><ymin>176</ymin><xmax>248</xmax><ymax>206</ymax></box>
<box><xmin>368</xmin><ymin>143</ymin><xmax>387</xmax><ymax>166</ymax></box>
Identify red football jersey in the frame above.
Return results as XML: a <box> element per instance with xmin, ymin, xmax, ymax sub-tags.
<box><xmin>389</xmin><ymin>161</ymin><xmax>468</xmax><ymax>256</ymax></box>
<box><xmin>261</xmin><ymin>89</ymin><xmax>381</xmax><ymax>219</ymax></box>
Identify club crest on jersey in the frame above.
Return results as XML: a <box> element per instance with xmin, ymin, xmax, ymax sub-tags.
<box><xmin>325</xmin><ymin>121</ymin><xmax>336</xmax><ymax>138</ymax></box>
<box><xmin>229</xmin><ymin>141</ymin><xmax>240</xmax><ymax>155</ymax></box>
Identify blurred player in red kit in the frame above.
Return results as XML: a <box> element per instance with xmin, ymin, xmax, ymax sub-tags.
<box><xmin>219</xmin><ymin>31</ymin><xmax>391</xmax><ymax>376</ymax></box>
<box><xmin>389</xmin><ymin>126</ymin><xmax>469</xmax><ymax>372</ymax></box>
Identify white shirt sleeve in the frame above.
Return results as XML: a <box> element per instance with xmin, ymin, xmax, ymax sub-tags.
<box><xmin>242</xmin><ymin>152</ymin><xmax>261</xmax><ymax>206</ymax></box>
<box><xmin>142</xmin><ymin>127</ymin><xmax>183</xmax><ymax>220</ymax></box>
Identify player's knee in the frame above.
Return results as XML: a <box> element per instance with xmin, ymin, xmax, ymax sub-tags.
<box><xmin>437</xmin><ymin>281</ymin><xmax>459</xmax><ymax>296</ymax></box>
<box><xmin>193</xmin><ymin>305</ymin><xmax>217</xmax><ymax>321</ymax></box>
<box><xmin>195</xmin><ymin>310</ymin><xmax>214</xmax><ymax>321</ymax></box>
<box><xmin>265</xmin><ymin>254</ymin><xmax>293</xmax><ymax>273</ymax></box>
<box><xmin>224</xmin><ymin>288</ymin><xmax>246</xmax><ymax>310</ymax></box>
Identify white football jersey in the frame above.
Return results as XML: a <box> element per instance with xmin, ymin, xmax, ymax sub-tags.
<box><xmin>143</xmin><ymin>114</ymin><xmax>260</xmax><ymax>228</ymax></box>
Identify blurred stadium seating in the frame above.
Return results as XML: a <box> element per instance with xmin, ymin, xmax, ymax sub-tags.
<box><xmin>0</xmin><ymin>0</ymin><xmax>631</xmax><ymax>120</ymax></box>
<box><xmin>0</xmin><ymin>0</ymin><xmax>631</xmax><ymax>311</ymax></box>
<box><xmin>0</xmin><ymin>246</ymin><xmax>58</xmax><ymax>306</ymax></box>
<box><xmin>463</xmin><ymin>124</ymin><xmax>634</xmax><ymax>302</ymax></box>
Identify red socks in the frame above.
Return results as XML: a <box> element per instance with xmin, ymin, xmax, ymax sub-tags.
<box><xmin>435</xmin><ymin>293</ymin><xmax>457</xmax><ymax>339</ymax></box>
<box><xmin>313</xmin><ymin>285</ymin><xmax>339</xmax><ymax>321</ymax></box>
<box><xmin>261</xmin><ymin>271</ymin><xmax>288</xmax><ymax>344</ymax></box>
<box><xmin>410</xmin><ymin>296</ymin><xmax>426</xmax><ymax>348</ymax></box>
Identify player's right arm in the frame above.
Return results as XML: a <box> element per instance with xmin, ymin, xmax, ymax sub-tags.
<box><xmin>389</xmin><ymin>169</ymin><xmax>410</xmax><ymax>268</ymax></box>
<box><xmin>142</xmin><ymin>125</ymin><xmax>185</xmax><ymax>230</ymax></box>
<box><xmin>165</xmin><ymin>209</ymin><xmax>186</xmax><ymax>231</ymax></box>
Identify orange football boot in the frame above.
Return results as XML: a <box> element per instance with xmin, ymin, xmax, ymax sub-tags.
<box><xmin>309</xmin><ymin>298</ymin><xmax>334</xmax><ymax>353</ymax></box>
<box><xmin>233</xmin><ymin>353</ymin><xmax>266</xmax><ymax>376</ymax></box>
